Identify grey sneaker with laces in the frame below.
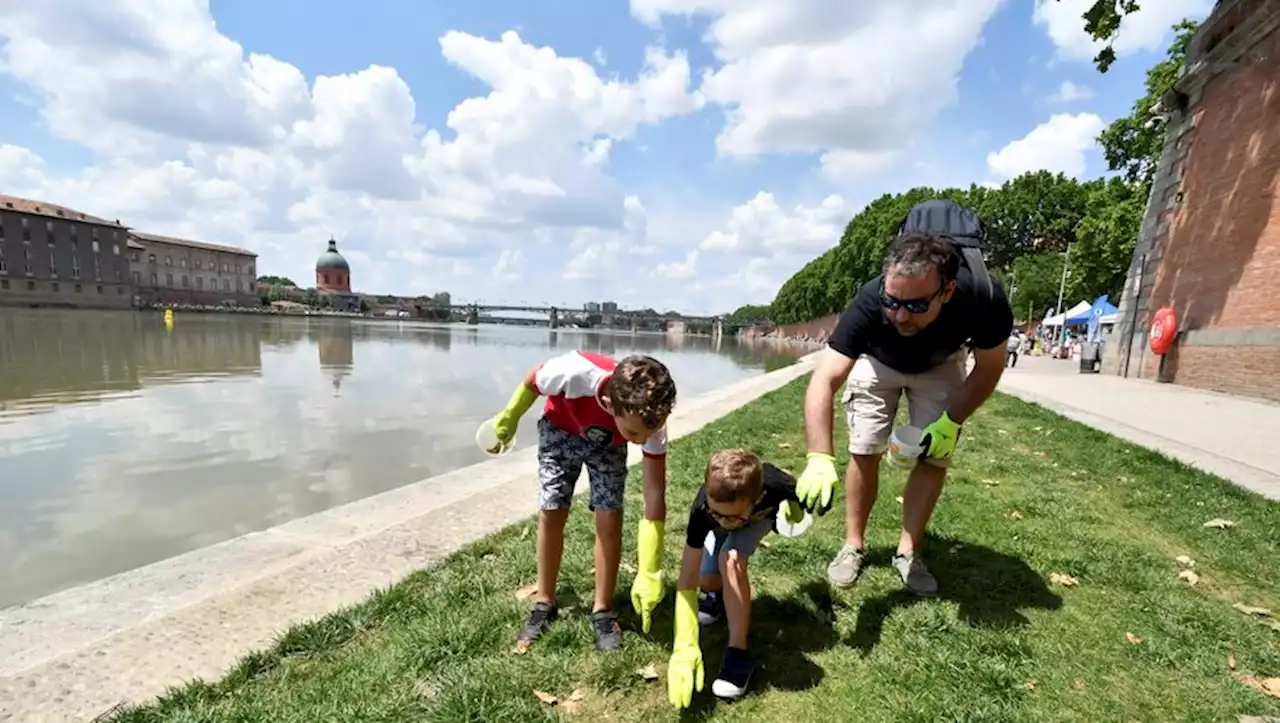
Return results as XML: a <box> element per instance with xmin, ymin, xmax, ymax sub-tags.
<box><xmin>892</xmin><ymin>552</ymin><xmax>938</xmax><ymax>596</ymax></box>
<box><xmin>826</xmin><ymin>544</ymin><xmax>865</xmax><ymax>588</ymax></box>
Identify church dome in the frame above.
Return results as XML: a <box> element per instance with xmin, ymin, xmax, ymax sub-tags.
<box><xmin>316</xmin><ymin>238</ymin><xmax>350</xmax><ymax>272</ymax></box>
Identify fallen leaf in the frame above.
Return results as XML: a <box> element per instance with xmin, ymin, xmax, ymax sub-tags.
<box><xmin>1024</xmin><ymin>679</ymin><xmax>1037</xmax><ymax>691</ymax></box>
<box><xmin>1071</xmin><ymin>679</ymin><xmax>1085</xmax><ymax>692</ymax></box>
<box><xmin>1008</xmin><ymin>510</ymin><xmax>1023</xmax><ymax>520</ymax></box>
<box><xmin>759</xmin><ymin>539</ymin><xmax>771</xmax><ymax>548</ymax></box>
<box><xmin>414</xmin><ymin>680</ymin><xmax>440</xmax><ymax>701</ymax></box>
<box><xmin>1175</xmin><ymin>555</ymin><xmax>1195</xmax><ymax>567</ymax></box>
<box><xmin>513</xmin><ymin>641</ymin><xmax>531</xmax><ymax>655</ymax></box>
<box><xmin>533</xmin><ymin>690</ymin><xmax>558</xmax><ymax>705</ymax></box>
<box><xmin>514</xmin><ymin>583</ymin><xmax>539</xmax><ymax>601</ymax></box>
<box><xmin>482</xmin><ymin>553</ymin><xmax>496</xmax><ymax>562</ymax></box>
<box><xmin>568</xmin><ymin>689</ymin><xmax>586</xmax><ymax>702</ymax></box>
<box><xmin>982</xmin><ymin>479</ymin><xmax>1000</xmax><ymax>487</ymax></box>
<box><xmin>636</xmin><ymin>664</ymin><xmax>660</xmax><ymax>681</ymax></box>
<box><xmin>1229</xmin><ymin>651</ymin><xmax>1237</xmax><ymax>670</ymax></box>
<box><xmin>1236</xmin><ymin>674</ymin><xmax>1280</xmax><ymax>699</ymax></box>
<box><xmin>998</xmin><ymin>429</ymin><xmax>1009</xmax><ymax>435</ymax></box>
<box><xmin>1204</xmin><ymin>518</ymin><xmax>1236</xmax><ymax>529</ymax></box>
<box><xmin>1178</xmin><ymin>569</ymin><xmax>1200</xmax><ymax>586</ymax></box>
<box><xmin>620</xmin><ymin>562</ymin><xmax>637</xmax><ymax>574</ymax></box>
<box><xmin>1265</xmin><ymin>620</ymin><xmax>1280</xmax><ymax>633</ymax></box>
<box><xmin>895</xmin><ymin>496</ymin><xmax>904</xmax><ymax>504</ymax></box>
<box><xmin>1234</xmin><ymin>603</ymin><xmax>1273</xmax><ymax>617</ymax></box>
<box><xmin>1033</xmin><ymin>426</ymin><xmax>1043</xmax><ymax>432</ymax></box>
<box><xmin>777</xmin><ymin>441</ymin><xmax>792</xmax><ymax>449</ymax></box>
<box><xmin>561</xmin><ymin>701</ymin><xmax>581</xmax><ymax>714</ymax></box>
<box><xmin>520</xmin><ymin>526</ymin><xmax>530</xmax><ymax>540</ymax></box>
<box><xmin>1125</xmin><ymin>632</ymin><xmax>1143</xmax><ymax>644</ymax></box>
<box><xmin>1050</xmin><ymin>572</ymin><xmax>1080</xmax><ymax>587</ymax></box>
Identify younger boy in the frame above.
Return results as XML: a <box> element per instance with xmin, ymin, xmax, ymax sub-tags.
<box><xmin>667</xmin><ymin>449</ymin><xmax>803</xmax><ymax>708</ymax></box>
<box><xmin>487</xmin><ymin>351</ymin><xmax>677</xmax><ymax>652</ymax></box>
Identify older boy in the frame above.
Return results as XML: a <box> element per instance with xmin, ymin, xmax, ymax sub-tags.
<box><xmin>667</xmin><ymin>449</ymin><xmax>803</xmax><ymax>708</ymax></box>
<box><xmin>487</xmin><ymin>351</ymin><xmax>677</xmax><ymax>652</ymax></box>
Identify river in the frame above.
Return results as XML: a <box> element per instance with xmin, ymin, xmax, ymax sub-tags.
<box><xmin>0</xmin><ymin>308</ymin><xmax>802</xmax><ymax>608</ymax></box>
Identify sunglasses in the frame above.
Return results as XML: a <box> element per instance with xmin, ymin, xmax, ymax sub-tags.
<box><xmin>880</xmin><ymin>282</ymin><xmax>946</xmax><ymax>314</ymax></box>
<box><xmin>709</xmin><ymin>508</ymin><xmax>753</xmax><ymax>525</ymax></box>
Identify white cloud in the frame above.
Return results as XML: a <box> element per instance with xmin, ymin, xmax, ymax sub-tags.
<box><xmin>986</xmin><ymin>112</ymin><xmax>1105</xmax><ymax>180</ymax></box>
<box><xmin>593</xmin><ymin>47</ymin><xmax>609</xmax><ymax>66</ymax></box>
<box><xmin>655</xmin><ymin>249</ymin><xmax>699</xmax><ymax>280</ymax></box>
<box><xmin>492</xmin><ymin>248</ymin><xmax>524</xmax><ymax>280</ymax></box>
<box><xmin>630</xmin><ymin>0</ymin><xmax>1004</xmax><ymax>175</ymax></box>
<box><xmin>1033</xmin><ymin>0</ymin><xmax>1214</xmax><ymax>64</ymax></box>
<box><xmin>1047</xmin><ymin>80</ymin><xmax>1094</xmax><ymax>103</ymax></box>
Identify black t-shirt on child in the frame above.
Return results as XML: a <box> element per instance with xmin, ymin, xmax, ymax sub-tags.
<box><xmin>684</xmin><ymin>463</ymin><xmax>799</xmax><ymax>548</ymax></box>
<box><xmin>828</xmin><ymin>266</ymin><xmax>1014</xmax><ymax>375</ymax></box>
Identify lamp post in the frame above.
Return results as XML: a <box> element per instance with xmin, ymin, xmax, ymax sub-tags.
<box><xmin>1054</xmin><ymin>243</ymin><xmax>1073</xmax><ymax>345</ymax></box>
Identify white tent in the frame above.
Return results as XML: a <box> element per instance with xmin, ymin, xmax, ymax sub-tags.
<box><xmin>1099</xmin><ymin>311</ymin><xmax>1120</xmax><ymax>325</ymax></box>
<box><xmin>1041</xmin><ymin>301</ymin><xmax>1091</xmax><ymax>328</ymax></box>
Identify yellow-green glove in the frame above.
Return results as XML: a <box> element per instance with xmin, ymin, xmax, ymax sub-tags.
<box><xmin>667</xmin><ymin>589</ymin><xmax>704</xmax><ymax>709</ymax></box>
<box><xmin>630</xmin><ymin>519</ymin><xmax>665</xmax><ymax>633</ymax></box>
<box><xmin>796</xmin><ymin>452</ymin><xmax>838</xmax><ymax>515</ymax></box>
<box><xmin>488</xmin><ymin>382</ymin><xmax>538</xmax><ymax>453</ymax></box>
<box><xmin>783</xmin><ymin>499</ymin><xmax>805</xmax><ymax>524</ymax></box>
<box><xmin>921</xmin><ymin>411</ymin><xmax>962</xmax><ymax>459</ymax></box>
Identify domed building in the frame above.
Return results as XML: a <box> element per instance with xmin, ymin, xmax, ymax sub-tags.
<box><xmin>316</xmin><ymin>237</ymin><xmax>351</xmax><ymax>293</ymax></box>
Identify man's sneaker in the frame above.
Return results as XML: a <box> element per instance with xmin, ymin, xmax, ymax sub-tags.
<box><xmin>712</xmin><ymin>647</ymin><xmax>754</xmax><ymax>700</ymax></box>
<box><xmin>590</xmin><ymin>609</ymin><xmax>623</xmax><ymax>652</ymax></box>
<box><xmin>517</xmin><ymin>601</ymin><xmax>559</xmax><ymax>644</ymax></box>
<box><xmin>826</xmin><ymin>545</ymin><xmax>866</xmax><ymax>588</ymax></box>
<box><xmin>892</xmin><ymin>552</ymin><xmax>938</xmax><ymax>596</ymax></box>
<box><xmin>697</xmin><ymin>590</ymin><xmax>723</xmax><ymax>625</ymax></box>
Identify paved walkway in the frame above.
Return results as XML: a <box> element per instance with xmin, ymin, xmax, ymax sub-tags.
<box><xmin>998</xmin><ymin>354</ymin><xmax>1280</xmax><ymax>501</ymax></box>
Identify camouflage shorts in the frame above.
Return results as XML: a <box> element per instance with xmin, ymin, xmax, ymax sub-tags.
<box><xmin>537</xmin><ymin>417</ymin><xmax>628</xmax><ymax>511</ymax></box>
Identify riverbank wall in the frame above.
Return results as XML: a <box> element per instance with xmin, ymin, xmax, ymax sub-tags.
<box><xmin>739</xmin><ymin>312</ymin><xmax>840</xmax><ymax>344</ymax></box>
<box><xmin>0</xmin><ymin>353</ymin><xmax>819</xmax><ymax>722</ymax></box>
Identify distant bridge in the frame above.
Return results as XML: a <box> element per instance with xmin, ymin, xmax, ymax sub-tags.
<box><xmin>445</xmin><ymin>303</ymin><xmax>747</xmax><ymax>334</ymax></box>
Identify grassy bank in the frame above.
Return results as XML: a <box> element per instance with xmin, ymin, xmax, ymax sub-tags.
<box><xmin>110</xmin><ymin>376</ymin><xmax>1280</xmax><ymax>722</ymax></box>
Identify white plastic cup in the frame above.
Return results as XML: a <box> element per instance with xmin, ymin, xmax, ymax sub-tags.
<box><xmin>886</xmin><ymin>425</ymin><xmax>925</xmax><ymax>469</ymax></box>
<box><xmin>775</xmin><ymin>502</ymin><xmax>813</xmax><ymax>538</ymax></box>
<box><xmin>475</xmin><ymin>418</ymin><xmax>515</xmax><ymax>456</ymax></box>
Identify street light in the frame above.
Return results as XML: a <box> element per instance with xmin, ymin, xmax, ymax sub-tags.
<box><xmin>1053</xmin><ymin>242</ymin><xmax>1073</xmax><ymax>345</ymax></box>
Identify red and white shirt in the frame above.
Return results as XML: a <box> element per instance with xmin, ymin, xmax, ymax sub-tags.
<box><xmin>532</xmin><ymin>351</ymin><xmax>668</xmax><ymax>458</ymax></box>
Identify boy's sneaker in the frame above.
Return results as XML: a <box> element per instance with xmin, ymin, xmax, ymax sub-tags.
<box><xmin>827</xmin><ymin>544</ymin><xmax>865</xmax><ymax>588</ymax></box>
<box><xmin>712</xmin><ymin>647</ymin><xmax>754</xmax><ymax>700</ymax></box>
<box><xmin>892</xmin><ymin>552</ymin><xmax>938</xmax><ymax>597</ymax></box>
<box><xmin>697</xmin><ymin>590</ymin><xmax>723</xmax><ymax>625</ymax></box>
<box><xmin>517</xmin><ymin>601</ymin><xmax>558</xmax><ymax>644</ymax></box>
<box><xmin>590</xmin><ymin>609</ymin><xmax>623</xmax><ymax>652</ymax></box>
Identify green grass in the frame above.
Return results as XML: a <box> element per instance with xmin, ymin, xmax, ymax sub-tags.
<box><xmin>107</xmin><ymin>376</ymin><xmax>1280</xmax><ymax>722</ymax></box>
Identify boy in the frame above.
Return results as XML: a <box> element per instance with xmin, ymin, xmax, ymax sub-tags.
<box><xmin>667</xmin><ymin>449</ymin><xmax>803</xmax><ymax>708</ymax></box>
<box><xmin>487</xmin><ymin>351</ymin><xmax>677</xmax><ymax>652</ymax></box>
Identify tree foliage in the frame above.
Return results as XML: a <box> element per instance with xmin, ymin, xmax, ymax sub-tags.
<box><xmin>1075</xmin><ymin>0</ymin><xmax>1142</xmax><ymax>72</ymax></box>
<box><xmin>257</xmin><ymin>275</ymin><xmax>297</xmax><ymax>287</ymax></box>
<box><xmin>725</xmin><ymin>304</ymin><xmax>771</xmax><ymax>323</ymax></box>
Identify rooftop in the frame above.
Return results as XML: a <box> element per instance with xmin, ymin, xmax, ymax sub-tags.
<box><xmin>130</xmin><ymin>231</ymin><xmax>257</xmax><ymax>258</ymax></box>
<box><xmin>0</xmin><ymin>194</ymin><xmax>127</xmax><ymax>228</ymax></box>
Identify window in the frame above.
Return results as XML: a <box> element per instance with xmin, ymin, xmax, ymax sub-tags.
<box><xmin>132</xmin><ymin>271</ymin><xmax>141</xmax><ymax>284</ymax></box>
<box><xmin>92</xmin><ymin>228</ymin><xmax>99</xmax><ymax>241</ymax></box>
<box><xmin>165</xmin><ymin>255</ymin><xmax>172</xmax><ymax>266</ymax></box>
<box><xmin>129</xmin><ymin>250</ymin><xmax>138</xmax><ymax>261</ymax></box>
<box><xmin>26</xmin><ymin>280</ymin><xmax>34</xmax><ymax>291</ymax></box>
<box><xmin>235</xmin><ymin>264</ymin><xmax>241</xmax><ymax>274</ymax></box>
<box><xmin>115</xmin><ymin>267</ymin><xmax>122</xmax><ymax>281</ymax></box>
<box><xmin>74</xmin><ymin>283</ymin><xmax>82</xmax><ymax>293</ymax></box>
<box><xmin>69</xmin><ymin>224</ymin><xmax>78</xmax><ymax>243</ymax></box>
<box><xmin>48</xmin><ymin>249</ymin><xmax>57</xmax><ymax>277</ymax></box>
<box><xmin>237</xmin><ymin>279</ymin><xmax>243</xmax><ymax>292</ymax></box>
<box><xmin>149</xmin><ymin>254</ymin><xmax>156</xmax><ymax>264</ymax></box>
<box><xmin>0</xmin><ymin>219</ymin><xmax>5</xmax><ymax>240</ymax></box>
<box><xmin>24</xmin><ymin>248</ymin><xmax>32</xmax><ymax>275</ymax></box>
<box><xmin>181</xmin><ymin>275</ymin><xmax>189</xmax><ymax>288</ymax></box>
<box><xmin>72</xmin><ymin>255</ymin><xmax>80</xmax><ymax>279</ymax></box>
<box><xmin>45</xmin><ymin>220</ymin><xmax>53</xmax><ymax>233</ymax></box>
<box><xmin>97</xmin><ymin>285</ymin><xmax>104</xmax><ymax>294</ymax></box>
<box><xmin>91</xmin><ymin>240</ymin><xmax>100</xmax><ymax>254</ymax></box>
<box><xmin>223</xmin><ymin>278</ymin><xmax>230</xmax><ymax>291</ymax></box>
<box><xmin>0</xmin><ymin>245</ymin><xmax>5</xmax><ymax>273</ymax></box>
<box><xmin>51</xmin><ymin>281</ymin><xmax>59</xmax><ymax>292</ymax></box>
<box><xmin>166</xmin><ymin>273</ymin><xmax>174</xmax><ymax>287</ymax></box>
<box><xmin>21</xmin><ymin>218</ymin><xmax>30</xmax><ymax>242</ymax></box>
<box><xmin>0</xmin><ymin>279</ymin><xmax>7</xmax><ymax>290</ymax></box>
<box><xmin>196</xmin><ymin>277</ymin><xmax>203</xmax><ymax>290</ymax></box>
<box><xmin>180</xmin><ymin>258</ymin><xmax>187</xmax><ymax>268</ymax></box>
<box><xmin>94</xmin><ymin>257</ymin><xmax>101</xmax><ymax>280</ymax></box>
<box><xmin>149</xmin><ymin>272</ymin><xmax>157</xmax><ymax>285</ymax></box>
<box><xmin>222</xmin><ymin>262</ymin><xmax>229</xmax><ymax>272</ymax></box>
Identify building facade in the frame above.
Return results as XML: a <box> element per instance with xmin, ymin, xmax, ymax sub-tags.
<box><xmin>1104</xmin><ymin>0</ymin><xmax>1280</xmax><ymax>402</ymax></box>
<box><xmin>315</xmin><ymin>237</ymin><xmax>359</xmax><ymax>311</ymax></box>
<box><xmin>128</xmin><ymin>231</ymin><xmax>258</xmax><ymax>307</ymax></box>
<box><xmin>0</xmin><ymin>194</ymin><xmax>133</xmax><ymax>309</ymax></box>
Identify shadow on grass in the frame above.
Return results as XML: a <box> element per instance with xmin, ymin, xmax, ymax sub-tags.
<box><xmin>850</xmin><ymin>536</ymin><xmax>1063</xmax><ymax>654</ymax></box>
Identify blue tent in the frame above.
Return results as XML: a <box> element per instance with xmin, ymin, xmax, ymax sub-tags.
<box><xmin>1067</xmin><ymin>295</ymin><xmax>1118</xmax><ymax>325</ymax></box>
<box><xmin>1078</xmin><ymin>295</ymin><xmax>1119</xmax><ymax>342</ymax></box>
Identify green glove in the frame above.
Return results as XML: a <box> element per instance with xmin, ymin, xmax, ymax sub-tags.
<box><xmin>795</xmin><ymin>452</ymin><xmax>838</xmax><ymax>515</ymax></box>
<box><xmin>667</xmin><ymin>589</ymin><xmax>704</xmax><ymax>709</ymax></box>
<box><xmin>921</xmin><ymin>411</ymin><xmax>962</xmax><ymax>459</ymax></box>
<box><xmin>783</xmin><ymin>499</ymin><xmax>805</xmax><ymax>524</ymax></box>
<box><xmin>489</xmin><ymin>382</ymin><xmax>539</xmax><ymax>452</ymax></box>
<box><xmin>630</xmin><ymin>519</ymin><xmax>665</xmax><ymax>633</ymax></box>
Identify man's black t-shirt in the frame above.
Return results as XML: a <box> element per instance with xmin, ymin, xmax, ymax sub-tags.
<box><xmin>685</xmin><ymin>463</ymin><xmax>798</xmax><ymax>548</ymax></box>
<box><xmin>828</xmin><ymin>266</ymin><xmax>1014</xmax><ymax>374</ymax></box>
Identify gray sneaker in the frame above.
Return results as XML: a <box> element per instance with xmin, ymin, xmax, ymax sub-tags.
<box><xmin>892</xmin><ymin>552</ymin><xmax>938</xmax><ymax>596</ymax></box>
<box><xmin>827</xmin><ymin>545</ymin><xmax>866</xmax><ymax>588</ymax></box>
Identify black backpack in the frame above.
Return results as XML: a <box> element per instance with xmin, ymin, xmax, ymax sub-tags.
<box><xmin>896</xmin><ymin>199</ymin><xmax>993</xmax><ymax>301</ymax></box>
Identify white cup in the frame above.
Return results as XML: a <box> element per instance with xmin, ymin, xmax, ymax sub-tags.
<box><xmin>886</xmin><ymin>425</ymin><xmax>925</xmax><ymax>469</ymax></box>
<box><xmin>475</xmin><ymin>418</ymin><xmax>515</xmax><ymax>456</ymax></box>
<box><xmin>774</xmin><ymin>501</ymin><xmax>813</xmax><ymax>538</ymax></box>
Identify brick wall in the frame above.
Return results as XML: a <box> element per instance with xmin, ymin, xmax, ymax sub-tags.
<box><xmin>741</xmin><ymin>312</ymin><xmax>841</xmax><ymax>341</ymax></box>
<box><xmin>1105</xmin><ymin>2</ymin><xmax>1280</xmax><ymax>403</ymax></box>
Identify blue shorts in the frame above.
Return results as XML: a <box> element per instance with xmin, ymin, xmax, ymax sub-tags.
<box><xmin>699</xmin><ymin>515</ymin><xmax>774</xmax><ymax>578</ymax></box>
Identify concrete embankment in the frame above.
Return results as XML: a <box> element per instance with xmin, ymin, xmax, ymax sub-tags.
<box><xmin>0</xmin><ymin>353</ymin><xmax>818</xmax><ymax>722</ymax></box>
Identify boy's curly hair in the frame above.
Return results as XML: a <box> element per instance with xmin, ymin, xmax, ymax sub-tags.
<box><xmin>605</xmin><ymin>355</ymin><xmax>677</xmax><ymax>429</ymax></box>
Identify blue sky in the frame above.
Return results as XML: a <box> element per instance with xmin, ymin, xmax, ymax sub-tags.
<box><xmin>0</xmin><ymin>0</ymin><xmax>1213</xmax><ymax>314</ymax></box>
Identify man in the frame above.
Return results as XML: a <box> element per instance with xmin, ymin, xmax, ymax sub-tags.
<box><xmin>795</xmin><ymin>231</ymin><xmax>1013</xmax><ymax>596</ymax></box>
<box><xmin>1006</xmin><ymin>330</ymin><xmax>1021</xmax><ymax>368</ymax></box>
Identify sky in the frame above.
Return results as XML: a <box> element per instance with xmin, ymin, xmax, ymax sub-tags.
<box><xmin>0</xmin><ymin>0</ymin><xmax>1214</xmax><ymax>315</ymax></box>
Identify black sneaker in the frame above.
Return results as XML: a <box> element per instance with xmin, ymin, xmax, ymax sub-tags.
<box><xmin>712</xmin><ymin>646</ymin><xmax>754</xmax><ymax>700</ymax></box>
<box><xmin>697</xmin><ymin>590</ymin><xmax>723</xmax><ymax>625</ymax></box>
<box><xmin>590</xmin><ymin>609</ymin><xmax>623</xmax><ymax>652</ymax></box>
<box><xmin>517</xmin><ymin>602</ymin><xmax>558</xmax><ymax>644</ymax></box>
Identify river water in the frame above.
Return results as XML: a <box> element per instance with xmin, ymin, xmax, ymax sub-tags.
<box><xmin>0</xmin><ymin>309</ymin><xmax>800</xmax><ymax>608</ymax></box>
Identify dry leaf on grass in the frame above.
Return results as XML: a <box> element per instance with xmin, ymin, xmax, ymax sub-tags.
<box><xmin>982</xmin><ymin>479</ymin><xmax>1000</xmax><ymax>487</ymax></box>
<box><xmin>636</xmin><ymin>664</ymin><xmax>660</xmax><ymax>681</ymax></box>
<box><xmin>895</xmin><ymin>496</ymin><xmax>904</xmax><ymax>505</ymax></box>
<box><xmin>1125</xmin><ymin>632</ymin><xmax>1143</xmax><ymax>644</ymax></box>
<box><xmin>568</xmin><ymin>689</ymin><xmax>586</xmax><ymax>702</ymax></box>
<box><xmin>512</xmin><ymin>640</ymin><xmax>532</xmax><ymax>655</ymax></box>
<box><xmin>620</xmin><ymin>562</ymin><xmax>637</xmax><ymax>574</ymax></box>
<box><xmin>1008</xmin><ymin>510</ymin><xmax>1024</xmax><ymax>520</ymax></box>
<box><xmin>1229</xmin><ymin>651</ymin><xmax>1237</xmax><ymax>670</ymax></box>
<box><xmin>1175</xmin><ymin>555</ymin><xmax>1195</xmax><ymax>567</ymax></box>
<box><xmin>414</xmin><ymin>680</ymin><xmax>440</xmax><ymax>701</ymax></box>
<box><xmin>534</xmin><ymin>690</ymin><xmax>559</xmax><ymax>705</ymax></box>
<box><xmin>1178</xmin><ymin>569</ymin><xmax>1200</xmax><ymax>586</ymax></box>
<box><xmin>1203</xmin><ymin>518</ymin><xmax>1236</xmax><ymax>529</ymax></box>
<box><xmin>1024</xmin><ymin>679</ymin><xmax>1037</xmax><ymax>691</ymax></box>
<box><xmin>1050</xmin><ymin>572</ymin><xmax>1079</xmax><ymax>587</ymax></box>
<box><xmin>1235</xmin><ymin>674</ymin><xmax>1280</xmax><ymax>699</ymax></box>
<box><xmin>998</xmin><ymin>429</ymin><xmax>1009</xmax><ymax>435</ymax></box>
<box><xmin>561</xmin><ymin>701</ymin><xmax>581</xmax><ymax>714</ymax></box>
<box><xmin>1071</xmin><ymin>679</ymin><xmax>1085</xmax><ymax>692</ymax></box>
<box><xmin>778</xmin><ymin>441</ymin><xmax>792</xmax><ymax>450</ymax></box>
<box><xmin>514</xmin><ymin>583</ymin><xmax>539</xmax><ymax>601</ymax></box>
<box><xmin>759</xmin><ymin>540</ymin><xmax>771</xmax><ymax>548</ymax></box>
<box><xmin>520</xmin><ymin>526</ymin><xmax>530</xmax><ymax>540</ymax></box>
<box><xmin>1234</xmin><ymin>603</ymin><xmax>1273</xmax><ymax>617</ymax></box>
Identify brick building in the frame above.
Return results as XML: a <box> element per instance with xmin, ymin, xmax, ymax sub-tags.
<box><xmin>1104</xmin><ymin>0</ymin><xmax>1280</xmax><ymax>402</ymax></box>
<box><xmin>0</xmin><ymin>194</ymin><xmax>133</xmax><ymax>309</ymax></box>
<box><xmin>128</xmin><ymin>231</ymin><xmax>258</xmax><ymax>307</ymax></box>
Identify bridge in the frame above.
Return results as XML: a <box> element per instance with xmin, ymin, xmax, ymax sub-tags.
<box><xmin>445</xmin><ymin>303</ymin><xmax>740</xmax><ymax>335</ymax></box>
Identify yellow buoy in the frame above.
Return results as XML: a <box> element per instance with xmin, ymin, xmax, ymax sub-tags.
<box><xmin>164</xmin><ymin>308</ymin><xmax>174</xmax><ymax>329</ymax></box>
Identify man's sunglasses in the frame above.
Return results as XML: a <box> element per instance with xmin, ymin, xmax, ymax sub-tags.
<box><xmin>880</xmin><ymin>283</ymin><xmax>945</xmax><ymax>314</ymax></box>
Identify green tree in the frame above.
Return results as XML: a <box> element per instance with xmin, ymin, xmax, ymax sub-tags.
<box><xmin>726</xmin><ymin>304</ymin><xmax>771</xmax><ymax>323</ymax></box>
<box><xmin>1009</xmin><ymin>252</ymin><xmax>1067</xmax><ymax>324</ymax></box>
<box><xmin>257</xmin><ymin>275</ymin><xmax>296</xmax><ymax>287</ymax></box>
<box><xmin>1073</xmin><ymin>0</ymin><xmax>1142</xmax><ymax>72</ymax></box>
<box><xmin>1097</xmin><ymin>20</ymin><xmax>1198</xmax><ymax>188</ymax></box>
<box><xmin>1068</xmin><ymin>177</ymin><xmax>1145</xmax><ymax>302</ymax></box>
<box><xmin>975</xmin><ymin>171</ymin><xmax>1091</xmax><ymax>270</ymax></box>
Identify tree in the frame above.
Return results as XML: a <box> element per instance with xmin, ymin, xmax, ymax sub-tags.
<box><xmin>726</xmin><ymin>304</ymin><xmax>771</xmax><ymax>323</ymax></box>
<box><xmin>974</xmin><ymin>171</ymin><xmax>1091</xmax><ymax>270</ymax></box>
<box><xmin>1074</xmin><ymin>0</ymin><xmax>1143</xmax><ymax>72</ymax></box>
<box><xmin>1096</xmin><ymin>19</ymin><xmax>1198</xmax><ymax>188</ymax></box>
<box><xmin>1009</xmin><ymin>252</ymin><xmax>1067</xmax><ymax>323</ymax></box>
<box><xmin>1068</xmin><ymin>177</ymin><xmax>1145</xmax><ymax>302</ymax></box>
<box><xmin>257</xmin><ymin>274</ymin><xmax>296</xmax><ymax>287</ymax></box>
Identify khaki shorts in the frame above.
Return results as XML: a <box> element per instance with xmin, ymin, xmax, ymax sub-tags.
<box><xmin>841</xmin><ymin>352</ymin><xmax>968</xmax><ymax>467</ymax></box>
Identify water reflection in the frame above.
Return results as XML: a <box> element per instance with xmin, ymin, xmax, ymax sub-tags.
<box><xmin>0</xmin><ymin>310</ymin><xmax>801</xmax><ymax>608</ymax></box>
